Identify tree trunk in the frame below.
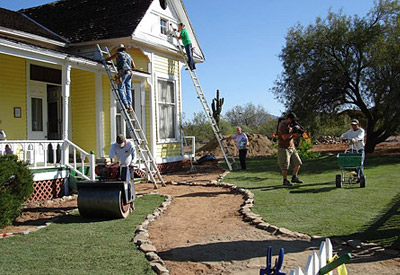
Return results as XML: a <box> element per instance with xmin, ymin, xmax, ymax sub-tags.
<box><xmin>365</xmin><ymin>138</ymin><xmax>377</xmax><ymax>153</ymax></box>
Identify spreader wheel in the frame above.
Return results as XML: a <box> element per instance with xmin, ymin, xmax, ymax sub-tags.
<box><xmin>336</xmin><ymin>174</ymin><xmax>342</xmax><ymax>188</ymax></box>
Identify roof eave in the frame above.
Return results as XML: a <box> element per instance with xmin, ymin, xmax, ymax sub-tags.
<box><xmin>0</xmin><ymin>26</ymin><xmax>68</xmax><ymax>48</ymax></box>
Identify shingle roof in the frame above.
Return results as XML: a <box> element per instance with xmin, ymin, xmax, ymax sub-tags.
<box><xmin>20</xmin><ymin>0</ymin><xmax>154</xmax><ymax>43</ymax></box>
<box><xmin>0</xmin><ymin>7</ymin><xmax>65</xmax><ymax>42</ymax></box>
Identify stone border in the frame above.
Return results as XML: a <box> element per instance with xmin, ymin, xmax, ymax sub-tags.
<box><xmin>133</xmin><ymin>170</ymin><xmax>399</xmax><ymax>274</ymax></box>
<box><xmin>0</xmin><ymin>195</ymin><xmax>78</xmax><ymax>239</ymax></box>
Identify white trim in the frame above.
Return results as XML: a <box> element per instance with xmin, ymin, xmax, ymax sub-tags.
<box><xmin>155</xmin><ymin>155</ymin><xmax>183</xmax><ymax>163</ymax></box>
<box><xmin>0</xmin><ymin>37</ymin><xmax>102</xmax><ymax>72</ymax></box>
<box><xmin>62</xmin><ymin>64</ymin><xmax>71</xmax><ymax>167</ymax></box>
<box><xmin>27</xmin><ymin>81</ymin><xmax>48</xmax><ymax>140</ymax></box>
<box><xmin>143</xmin><ymin>50</ymin><xmax>157</xmax><ymax>159</ymax></box>
<box><xmin>0</xmin><ymin>26</ymin><xmax>67</xmax><ymax>47</ymax></box>
<box><xmin>110</xmin><ymin>86</ymin><xmax>117</xmax><ymax>146</ymax></box>
<box><xmin>95</xmin><ymin>73</ymin><xmax>104</xmax><ymax>157</ymax></box>
<box><xmin>33</xmin><ymin>169</ymin><xmax>69</xmax><ymax>181</ymax></box>
<box><xmin>155</xmin><ymin>73</ymin><xmax>179</xmax><ymax>143</ymax></box>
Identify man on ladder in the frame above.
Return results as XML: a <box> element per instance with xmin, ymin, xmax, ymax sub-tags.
<box><xmin>173</xmin><ymin>23</ymin><xmax>196</xmax><ymax>71</ymax></box>
<box><xmin>171</xmin><ymin>24</ymin><xmax>234</xmax><ymax>170</ymax></box>
<box><xmin>106</xmin><ymin>44</ymin><xmax>136</xmax><ymax>111</ymax></box>
<box><xmin>97</xmin><ymin>44</ymin><xmax>165</xmax><ymax>188</ymax></box>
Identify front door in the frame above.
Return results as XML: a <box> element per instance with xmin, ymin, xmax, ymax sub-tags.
<box><xmin>47</xmin><ymin>85</ymin><xmax>62</xmax><ymax>140</ymax></box>
<box><xmin>28</xmin><ymin>82</ymin><xmax>47</xmax><ymax>140</ymax></box>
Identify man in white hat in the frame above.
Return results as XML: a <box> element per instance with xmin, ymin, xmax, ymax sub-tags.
<box><xmin>106</xmin><ymin>44</ymin><xmax>136</xmax><ymax>110</ymax></box>
<box><xmin>340</xmin><ymin>119</ymin><xmax>366</xmax><ymax>176</ymax></box>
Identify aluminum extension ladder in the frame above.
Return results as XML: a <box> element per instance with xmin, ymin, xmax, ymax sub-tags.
<box><xmin>173</xmin><ymin>40</ymin><xmax>234</xmax><ymax>171</ymax></box>
<box><xmin>96</xmin><ymin>44</ymin><xmax>165</xmax><ymax>188</ymax></box>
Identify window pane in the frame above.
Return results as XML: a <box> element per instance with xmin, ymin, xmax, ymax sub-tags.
<box><xmin>32</xmin><ymin>98</ymin><xmax>43</xmax><ymax>131</ymax></box>
<box><xmin>158</xmin><ymin>79</ymin><xmax>176</xmax><ymax>139</ymax></box>
<box><xmin>160</xmin><ymin>19</ymin><xmax>167</xmax><ymax>35</ymax></box>
<box><xmin>116</xmin><ymin>114</ymin><xmax>122</xmax><ymax>135</ymax></box>
<box><xmin>30</xmin><ymin>64</ymin><xmax>61</xmax><ymax>84</ymax></box>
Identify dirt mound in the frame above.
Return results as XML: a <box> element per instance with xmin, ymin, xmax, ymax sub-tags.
<box><xmin>197</xmin><ymin>133</ymin><xmax>276</xmax><ymax>158</ymax></box>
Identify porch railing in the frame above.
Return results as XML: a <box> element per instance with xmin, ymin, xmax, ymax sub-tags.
<box><xmin>0</xmin><ymin>139</ymin><xmax>95</xmax><ymax>181</ymax></box>
<box><xmin>183</xmin><ymin>136</ymin><xmax>196</xmax><ymax>160</ymax></box>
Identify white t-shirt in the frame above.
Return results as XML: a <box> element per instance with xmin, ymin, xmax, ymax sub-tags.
<box><xmin>109</xmin><ymin>140</ymin><xmax>135</xmax><ymax>166</ymax></box>
<box><xmin>340</xmin><ymin>128</ymin><xmax>365</xmax><ymax>150</ymax></box>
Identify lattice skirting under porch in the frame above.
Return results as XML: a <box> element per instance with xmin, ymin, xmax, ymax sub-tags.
<box><xmin>135</xmin><ymin>161</ymin><xmax>183</xmax><ymax>179</ymax></box>
<box><xmin>27</xmin><ymin>179</ymin><xmax>65</xmax><ymax>203</ymax></box>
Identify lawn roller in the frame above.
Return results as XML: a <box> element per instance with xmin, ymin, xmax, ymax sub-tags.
<box><xmin>336</xmin><ymin>145</ymin><xmax>365</xmax><ymax>188</ymax></box>
<box><xmin>77</xmin><ymin>163</ymin><xmax>135</xmax><ymax>219</ymax></box>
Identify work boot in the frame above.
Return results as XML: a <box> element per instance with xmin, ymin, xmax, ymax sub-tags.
<box><xmin>291</xmin><ymin>175</ymin><xmax>303</xmax><ymax>184</ymax></box>
<box><xmin>283</xmin><ymin>179</ymin><xmax>293</xmax><ymax>186</ymax></box>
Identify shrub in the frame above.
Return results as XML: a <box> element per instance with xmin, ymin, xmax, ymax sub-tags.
<box><xmin>0</xmin><ymin>155</ymin><xmax>33</xmax><ymax>228</ymax></box>
<box><xmin>296</xmin><ymin>134</ymin><xmax>320</xmax><ymax>160</ymax></box>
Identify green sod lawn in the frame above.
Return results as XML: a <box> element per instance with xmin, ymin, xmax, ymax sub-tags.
<box><xmin>224</xmin><ymin>155</ymin><xmax>400</xmax><ymax>250</ymax></box>
<box><xmin>0</xmin><ymin>194</ymin><xmax>164</xmax><ymax>275</ymax></box>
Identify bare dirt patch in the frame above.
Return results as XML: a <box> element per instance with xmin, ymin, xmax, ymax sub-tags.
<box><xmin>197</xmin><ymin>133</ymin><xmax>276</xmax><ymax>158</ymax></box>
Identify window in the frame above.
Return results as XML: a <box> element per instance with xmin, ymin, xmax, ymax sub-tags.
<box><xmin>115</xmin><ymin>88</ymin><xmax>134</xmax><ymax>139</ymax></box>
<box><xmin>160</xmin><ymin>18</ymin><xmax>167</xmax><ymax>35</ymax></box>
<box><xmin>30</xmin><ymin>64</ymin><xmax>61</xmax><ymax>84</ymax></box>
<box><xmin>31</xmin><ymin>98</ymin><xmax>43</xmax><ymax>131</ymax></box>
<box><xmin>158</xmin><ymin>79</ymin><xmax>176</xmax><ymax>140</ymax></box>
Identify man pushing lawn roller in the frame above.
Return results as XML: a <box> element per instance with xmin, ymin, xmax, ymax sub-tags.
<box><xmin>336</xmin><ymin>119</ymin><xmax>366</xmax><ymax>188</ymax></box>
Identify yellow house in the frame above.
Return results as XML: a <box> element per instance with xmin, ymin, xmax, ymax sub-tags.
<box><xmin>0</xmin><ymin>0</ymin><xmax>204</xmax><ymax>201</ymax></box>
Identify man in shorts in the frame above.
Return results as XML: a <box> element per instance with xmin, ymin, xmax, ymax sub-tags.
<box><xmin>277</xmin><ymin>112</ymin><xmax>303</xmax><ymax>186</ymax></box>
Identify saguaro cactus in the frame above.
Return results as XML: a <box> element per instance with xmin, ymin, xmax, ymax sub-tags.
<box><xmin>211</xmin><ymin>89</ymin><xmax>224</xmax><ymax>127</ymax></box>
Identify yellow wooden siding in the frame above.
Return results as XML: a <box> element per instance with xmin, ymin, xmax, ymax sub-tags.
<box><xmin>108</xmin><ymin>48</ymin><xmax>148</xmax><ymax>72</ymax></box>
<box><xmin>153</xmin><ymin>55</ymin><xmax>179</xmax><ymax>76</ymax></box>
<box><xmin>70</xmin><ymin>69</ymin><xmax>96</xmax><ymax>153</ymax></box>
<box><xmin>157</xmin><ymin>143</ymin><xmax>181</xmax><ymax>158</ymax></box>
<box><xmin>0</xmin><ymin>54</ymin><xmax>27</xmax><ymax>139</ymax></box>
<box><xmin>102</xmin><ymin>75</ymin><xmax>111</xmax><ymax>155</ymax></box>
<box><xmin>128</xmin><ymin>48</ymin><xmax>148</xmax><ymax>72</ymax></box>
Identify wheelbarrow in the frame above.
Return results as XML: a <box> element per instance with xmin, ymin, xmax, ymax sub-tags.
<box><xmin>336</xmin><ymin>147</ymin><xmax>365</xmax><ymax>188</ymax></box>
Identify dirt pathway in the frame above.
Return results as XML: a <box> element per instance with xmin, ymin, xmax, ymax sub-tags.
<box><xmin>139</xmin><ymin>167</ymin><xmax>400</xmax><ymax>274</ymax></box>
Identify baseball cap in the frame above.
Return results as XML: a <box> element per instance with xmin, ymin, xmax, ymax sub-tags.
<box><xmin>117</xmin><ymin>44</ymin><xmax>126</xmax><ymax>51</ymax></box>
<box><xmin>116</xmin><ymin>134</ymin><xmax>126</xmax><ymax>144</ymax></box>
<box><xmin>286</xmin><ymin>112</ymin><xmax>298</xmax><ymax>121</ymax></box>
<box><xmin>351</xmin><ymin>119</ymin><xmax>359</xmax><ymax>125</ymax></box>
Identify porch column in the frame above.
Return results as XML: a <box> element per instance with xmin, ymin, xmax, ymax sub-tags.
<box><xmin>62</xmin><ymin>64</ymin><xmax>71</xmax><ymax>195</ymax></box>
<box><xmin>95</xmin><ymin>72</ymin><xmax>104</xmax><ymax>157</ymax></box>
<box><xmin>143</xmin><ymin>50</ymin><xmax>156</xmax><ymax>160</ymax></box>
<box><xmin>62</xmin><ymin>64</ymin><xmax>71</xmax><ymax>141</ymax></box>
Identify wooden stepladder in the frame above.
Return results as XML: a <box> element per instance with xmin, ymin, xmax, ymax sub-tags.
<box><xmin>96</xmin><ymin>44</ymin><xmax>165</xmax><ymax>188</ymax></box>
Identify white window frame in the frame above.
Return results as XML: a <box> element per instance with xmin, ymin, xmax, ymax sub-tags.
<box><xmin>160</xmin><ymin>17</ymin><xmax>168</xmax><ymax>36</ymax></box>
<box><xmin>156</xmin><ymin>75</ymin><xmax>178</xmax><ymax>143</ymax></box>
<box><xmin>110</xmin><ymin>82</ymin><xmax>144</xmax><ymax>144</ymax></box>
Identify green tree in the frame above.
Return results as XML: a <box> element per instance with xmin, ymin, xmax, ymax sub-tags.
<box><xmin>273</xmin><ymin>0</ymin><xmax>400</xmax><ymax>152</ymax></box>
<box><xmin>0</xmin><ymin>155</ymin><xmax>33</xmax><ymax>228</ymax></box>
<box><xmin>224</xmin><ymin>103</ymin><xmax>272</xmax><ymax>129</ymax></box>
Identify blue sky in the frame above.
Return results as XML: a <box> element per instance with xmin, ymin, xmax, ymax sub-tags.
<box><xmin>2</xmin><ymin>0</ymin><xmax>376</xmax><ymax>120</ymax></box>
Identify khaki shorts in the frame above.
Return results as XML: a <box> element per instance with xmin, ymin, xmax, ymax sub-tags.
<box><xmin>278</xmin><ymin>148</ymin><xmax>302</xmax><ymax>170</ymax></box>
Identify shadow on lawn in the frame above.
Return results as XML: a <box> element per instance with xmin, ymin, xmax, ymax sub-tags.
<box><xmin>244</xmin><ymin>181</ymin><xmax>337</xmax><ymax>193</ymax></box>
<box><xmin>336</xmin><ymin>192</ymin><xmax>400</xmax><ymax>251</ymax></box>
<box><xmin>53</xmin><ymin>213</ymin><xmax>113</xmax><ymax>224</ymax></box>
<box><xmin>158</xmin><ymin>239</ymin><xmax>320</xmax><ymax>262</ymax></box>
<box><xmin>228</xmin><ymin>155</ymin><xmax>400</xmax><ymax>176</ymax></box>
